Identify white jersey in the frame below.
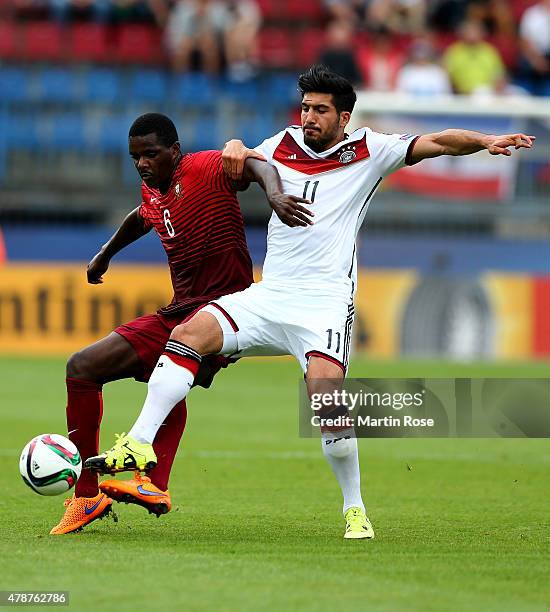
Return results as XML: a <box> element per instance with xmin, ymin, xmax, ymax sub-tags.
<box><xmin>255</xmin><ymin>126</ymin><xmax>418</xmax><ymax>301</ymax></box>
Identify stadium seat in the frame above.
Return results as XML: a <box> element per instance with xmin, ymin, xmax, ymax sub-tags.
<box><xmin>173</xmin><ymin>73</ymin><xmax>219</xmax><ymax>109</ymax></box>
<box><xmin>34</xmin><ymin>68</ymin><xmax>80</xmax><ymax>104</ymax></box>
<box><xmin>263</xmin><ymin>73</ymin><xmax>298</xmax><ymax>106</ymax></box>
<box><xmin>188</xmin><ymin>114</ymin><xmax>219</xmax><ymax>151</ymax></box>
<box><xmin>68</xmin><ymin>23</ymin><xmax>111</xmax><ymax>63</ymax></box>
<box><xmin>82</xmin><ymin>68</ymin><xmax>122</xmax><ymax>105</ymax></box>
<box><xmin>256</xmin><ymin>0</ymin><xmax>283</xmax><ymax>20</ymax></box>
<box><xmin>50</xmin><ymin>114</ymin><xmax>86</xmax><ymax>150</ymax></box>
<box><xmin>113</xmin><ymin>25</ymin><xmax>165</xmax><ymax>65</ymax></box>
<box><xmin>284</xmin><ymin>0</ymin><xmax>325</xmax><ymax>21</ymax></box>
<box><xmin>235</xmin><ymin>113</ymin><xmax>276</xmax><ymax>148</ymax></box>
<box><xmin>5</xmin><ymin>114</ymin><xmax>42</xmax><ymax>150</ymax></box>
<box><xmin>128</xmin><ymin>69</ymin><xmax>169</xmax><ymax>104</ymax></box>
<box><xmin>0</xmin><ymin>21</ymin><xmax>18</xmax><ymax>60</ymax></box>
<box><xmin>295</xmin><ymin>28</ymin><xmax>326</xmax><ymax>68</ymax></box>
<box><xmin>258</xmin><ymin>29</ymin><xmax>294</xmax><ymax>69</ymax></box>
<box><xmin>95</xmin><ymin>114</ymin><xmax>130</xmax><ymax>152</ymax></box>
<box><xmin>0</xmin><ymin>68</ymin><xmax>30</xmax><ymax>103</ymax></box>
<box><xmin>21</xmin><ymin>22</ymin><xmax>65</xmax><ymax>62</ymax></box>
<box><xmin>222</xmin><ymin>78</ymin><xmax>261</xmax><ymax>108</ymax></box>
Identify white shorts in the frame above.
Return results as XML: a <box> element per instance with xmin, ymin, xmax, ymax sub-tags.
<box><xmin>200</xmin><ymin>282</ymin><xmax>354</xmax><ymax>373</ymax></box>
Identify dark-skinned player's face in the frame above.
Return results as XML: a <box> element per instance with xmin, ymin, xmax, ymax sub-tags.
<box><xmin>301</xmin><ymin>92</ymin><xmax>350</xmax><ymax>152</ymax></box>
<box><xmin>129</xmin><ymin>133</ymin><xmax>180</xmax><ymax>189</ymax></box>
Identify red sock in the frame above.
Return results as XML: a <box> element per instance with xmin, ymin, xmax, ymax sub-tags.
<box><xmin>149</xmin><ymin>399</ymin><xmax>187</xmax><ymax>491</ymax></box>
<box><xmin>66</xmin><ymin>377</ymin><xmax>103</xmax><ymax>498</ymax></box>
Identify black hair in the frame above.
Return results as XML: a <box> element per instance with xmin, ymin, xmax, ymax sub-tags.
<box><xmin>128</xmin><ymin>113</ymin><xmax>178</xmax><ymax>147</ymax></box>
<box><xmin>298</xmin><ymin>64</ymin><xmax>357</xmax><ymax>114</ymax></box>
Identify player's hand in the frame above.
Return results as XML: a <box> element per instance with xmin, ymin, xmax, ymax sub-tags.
<box><xmin>222</xmin><ymin>139</ymin><xmax>266</xmax><ymax>181</ymax></box>
<box><xmin>484</xmin><ymin>134</ymin><xmax>536</xmax><ymax>156</ymax></box>
<box><xmin>87</xmin><ymin>251</ymin><xmax>110</xmax><ymax>284</ymax></box>
<box><xmin>269</xmin><ymin>193</ymin><xmax>314</xmax><ymax>228</ymax></box>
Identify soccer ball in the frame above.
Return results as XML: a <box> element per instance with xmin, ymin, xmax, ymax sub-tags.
<box><xmin>19</xmin><ymin>434</ymin><xmax>82</xmax><ymax>496</ymax></box>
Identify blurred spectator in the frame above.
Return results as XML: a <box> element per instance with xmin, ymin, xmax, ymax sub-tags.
<box><xmin>323</xmin><ymin>0</ymin><xmax>369</xmax><ymax>24</ymax></box>
<box><xmin>395</xmin><ymin>38</ymin><xmax>451</xmax><ymax>96</ymax></box>
<box><xmin>368</xmin><ymin>0</ymin><xmax>427</xmax><ymax>35</ymax></box>
<box><xmin>428</xmin><ymin>0</ymin><xmax>469</xmax><ymax>32</ymax></box>
<box><xmin>357</xmin><ymin>25</ymin><xmax>403</xmax><ymax>91</ymax></box>
<box><xmin>165</xmin><ymin>0</ymin><xmax>260</xmax><ymax>76</ymax></box>
<box><xmin>165</xmin><ymin>0</ymin><xmax>229</xmax><ymax>73</ymax></box>
<box><xmin>518</xmin><ymin>0</ymin><xmax>550</xmax><ymax>96</ymax></box>
<box><xmin>14</xmin><ymin>0</ymin><xmax>52</xmax><ymax>19</ymax></box>
<box><xmin>318</xmin><ymin>20</ymin><xmax>362</xmax><ymax>85</ymax></box>
<box><xmin>224</xmin><ymin>1</ymin><xmax>262</xmax><ymax>82</ymax></box>
<box><xmin>110</xmin><ymin>0</ymin><xmax>159</xmax><ymax>23</ymax></box>
<box><xmin>466</xmin><ymin>0</ymin><xmax>514</xmax><ymax>36</ymax></box>
<box><xmin>50</xmin><ymin>0</ymin><xmax>157</xmax><ymax>23</ymax></box>
<box><xmin>443</xmin><ymin>20</ymin><xmax>505</xmax><ymax>94</ymax></box>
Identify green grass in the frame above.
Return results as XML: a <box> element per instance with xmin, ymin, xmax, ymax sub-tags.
<box><xmin>1</xmin><ymin>356</ymin><xmax>549</xmax><ymax>611</ymax></box>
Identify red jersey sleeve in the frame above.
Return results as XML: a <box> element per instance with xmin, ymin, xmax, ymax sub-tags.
<box><xmin>138</xmin><ymin>184</ymin><xmax>154</xmax><ymax>231</ymax></box>
<box><xmin>189</xmin><ymin>150</ymin><xmax>240</xmax><ymax>194</ymax></box>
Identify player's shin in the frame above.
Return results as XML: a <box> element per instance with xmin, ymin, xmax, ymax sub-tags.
<box><xmin>149</xmin><ymin>399</ymin><xmax>188</xmax><ymax>491</ymax></box>
<box><xmin>317</xmin><ymin>393</ymin><xmax>365</xmax><ymax>514</ymax></box>
<box><xmin>321</xmin><ymin>428</ymin><xmax>365</xmax><ymax>514</ymax></box>
<box><xmin>66</xmin><ymin>378</ymin><xmax>103</xmax><ymax>497</ymax></box>
<box><xmin>128</xmin><ymin>341</ymin><xmax>201</xmax><ymax>444</ymax></box>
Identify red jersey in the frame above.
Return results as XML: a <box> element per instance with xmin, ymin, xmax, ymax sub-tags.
<box><xmin>139</xmin><ymin>150</ymin><xmax>253</xmax><ymax>314</ymax></box>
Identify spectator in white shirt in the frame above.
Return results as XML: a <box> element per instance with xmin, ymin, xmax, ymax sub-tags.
<box><xmin>518</xmin><ymin>0</ymin><xmax>550</xmax><ymax>95</ymax></box>
<box><xmin>395</xmin><ymin>39</ymin><xmax>451</xmax><ymax>96</ymax></box>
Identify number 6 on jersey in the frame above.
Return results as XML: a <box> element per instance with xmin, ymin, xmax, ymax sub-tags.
<box><xmin>163</xmin><ymin>209</ymin><xmax>176</xmax><ymax>237</ymax></box>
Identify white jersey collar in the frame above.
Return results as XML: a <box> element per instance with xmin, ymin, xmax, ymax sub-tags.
<box><xmin>286</xmin><ymin>126</ymin><xmax>366</xmax><ymax>158</ymax></box>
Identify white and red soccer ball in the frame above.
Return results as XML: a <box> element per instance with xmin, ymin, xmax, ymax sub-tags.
<box><xmin>19</xmin><ymin>434</ymin><xmax>82</xmax><ymax>496</ymax></box>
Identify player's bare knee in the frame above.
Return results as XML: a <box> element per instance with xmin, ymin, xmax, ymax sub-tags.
<box><xmin>66</xmin><ymin>349</ymin><xmax>94</xmax><ymax>380</ymax></box>
<box><xmin>170</xmin><ymin>321</ymin><xmax>202</xmax><ymax>350</ymax></box>
<box><xmin>306</xmin><ymin>357</ymin><xmax>345</xmax><ymax>386</ymax></box>
<box><xmin>170</xmin><ymin>312</ymin><xmax>223</xmax><ymax>354</ymax></box>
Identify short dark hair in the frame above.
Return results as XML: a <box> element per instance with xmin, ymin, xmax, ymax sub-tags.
<box><xmin>298</xmin><ymin>64</ymin><xmax>357</xmax><ymax>114</ymax></box>
<box><xmin>129</xmin><ymin>113</ymin><xmax>178</xmax><ymax>147</ymax></box>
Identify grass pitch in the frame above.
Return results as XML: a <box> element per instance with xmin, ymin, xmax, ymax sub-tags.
<box><xmin>1</xmin><ymin>356</ymin><xmax>549</xmax><ymax>611</ymax></box>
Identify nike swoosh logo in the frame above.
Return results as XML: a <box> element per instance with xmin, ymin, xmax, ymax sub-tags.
<box><xmin>84</xmin><ymin>497</ymin><xmax>103</xmax><ymax>515</ymax></box>
<box><xmin>137</xmin><ymin>485</ymin><xmax>168</xmax><ymax>497</ymax></box>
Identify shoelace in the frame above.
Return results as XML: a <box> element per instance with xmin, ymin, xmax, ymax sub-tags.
<box><xmin>112</xmin><ymin>432</ymin><xmax>127</xmax><ymax>448</ymax></box>
<box><xmin>346</xmin><ymin>509</ymin><xmax>365</xmax><ymax>527</ymax></box>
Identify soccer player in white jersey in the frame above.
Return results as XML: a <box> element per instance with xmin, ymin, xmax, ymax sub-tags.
<box><xmin>88</xmin><ymin>65</ymin><xmax>534</xmax><ymax>539</ymax></box>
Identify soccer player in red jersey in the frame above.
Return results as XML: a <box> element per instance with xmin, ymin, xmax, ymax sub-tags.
<box><xmin>50</xmin><ymin>113</ymin><xmax>311</xmax><ymax>535</ymax></box>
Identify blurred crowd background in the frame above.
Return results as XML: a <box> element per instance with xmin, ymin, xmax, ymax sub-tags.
<box><xmin>2</xmin><ymin>0</ymin><xmax>549</xmax><ymax>92</ymax></box>
<box><xmin>1</xmin><ymin>0</ymin><xmax>550</xmax><ymax>361</ymax></box>
<box><xmin>0</xmin><ymin>0</ymin><xmax>549</xmax><ymax>225</ymax></box>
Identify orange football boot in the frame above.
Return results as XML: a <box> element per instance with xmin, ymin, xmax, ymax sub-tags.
<box><xmin>99</xmin><ymin>472</ymin><xmax>171</xmax><ymax>517</ymax></box>
<box><xmin>49</xmin><ymin>492</ymin><xmax>114</xmax><ymax>535</ymax></box>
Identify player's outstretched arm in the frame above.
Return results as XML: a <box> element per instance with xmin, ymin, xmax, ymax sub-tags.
<box><xmin>222</xmin><ymin>139</ymin><xmax>266</xmax><ymax>181</ymax></box>
<box><xmin>242</xmin><ymin>158</ymin><xmax>314</xmax><ymax>228</ymax></box>
<box><xmin>409</xmin><ymin>130</ymin><xmax>536</xmax><ymax>164</ymax></box>
<box><xmin>87</xmin><ymin>207</ymin><xmax>150</xmax><ymax>284</ymax></box>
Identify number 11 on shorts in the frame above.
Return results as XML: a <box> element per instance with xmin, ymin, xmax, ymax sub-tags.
<box><xmin>326</xmin><ymin>328</ymin><xmax>341</xmax><ymax>353</ymax></box>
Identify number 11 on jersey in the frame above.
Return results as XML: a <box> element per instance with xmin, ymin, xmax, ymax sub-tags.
<box><xmin>303</xmin><ymin>180</ymin><xmax>319</xmax><ymax>203</ymax></box>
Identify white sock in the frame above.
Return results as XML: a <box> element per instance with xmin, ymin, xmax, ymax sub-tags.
<box><xmin>129</xmin><ymin>353</ymin><xmax>196</xmax><ymax>444</ymax></box>
<box><xmin>321</xmin><ymin>428</ymin><xmax>365</xmax><ymax>514</ymax></box>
